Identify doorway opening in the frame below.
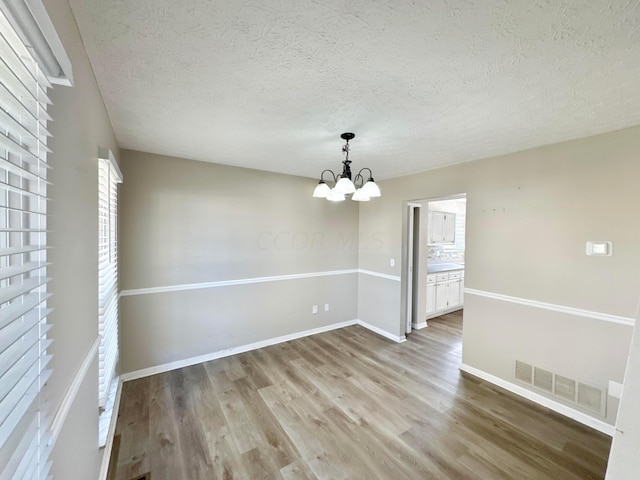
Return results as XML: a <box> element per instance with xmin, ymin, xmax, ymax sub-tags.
<box><xmin>402</xmin><ymin>194</ymin><xmax>467</xmax><ymax>336</ymax></box>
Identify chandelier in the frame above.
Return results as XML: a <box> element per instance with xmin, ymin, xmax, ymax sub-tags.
<box><xmin>312</xmin><ymin>132</ymin><xmax>381</xmax><ymax>202</ymax></box>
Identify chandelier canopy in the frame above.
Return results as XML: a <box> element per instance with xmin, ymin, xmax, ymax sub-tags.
<box><xmin>312</xmin><ymin>133</ymin><xmax>381</xmax><ymax>202</ymax></box>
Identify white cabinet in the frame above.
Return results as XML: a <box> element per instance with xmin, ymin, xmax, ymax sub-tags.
<box><xmin>426</xmin><ymin>275</ymin><xmax>436</xmax><ymax>316</ymax></box>
<box><xmin>428</xmin><ymin>210</ymin><xmax>456</xmax><ymax>245</ymax></box>
<box><xmin>426</xmin><ymin>270</ymin><xmax>464</xmax><ymax>319</ymax></box>
<box><xmin>428</xmin><ymin>211</ymin><xmax>444</xmax><ymax>244</ymax></box>
<box><xmin>447</xmin><ymin>278</ymin><xmax>461</xmax><ymax>309</ymax></box>
<box><xmin>435</xmin><ymin>282</ymin><xmax>448</xmax><ymax>311</ymax></box>
<box><xmin>443</xmin><ymin>213</ymin><xmax>455</xmax><ymax>244</ymax></box>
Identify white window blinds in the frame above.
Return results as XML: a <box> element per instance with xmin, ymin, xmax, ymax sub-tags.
<box><xmin>0</xmin><ymin>7</ymin><xmax>53</xmax><ymax>480</ymax></box>
<box><xmin>98</xmin><ymin>151</ymin><xmax>121</xmax><ymax>409</ymax></box>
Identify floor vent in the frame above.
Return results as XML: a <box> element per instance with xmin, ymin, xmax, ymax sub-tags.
<box><xmin>515</xmin><ymin>361</ymin><xmax>606</xmax><ymax>416</ymax></box>
<box><xmin>130</xmin><ymin>474</ymin><xmax>150</xmax><ymax>480</ymax></box>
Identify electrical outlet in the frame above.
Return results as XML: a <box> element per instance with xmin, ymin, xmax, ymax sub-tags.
<box><xmin>390</xmin><ymin>258</ymin><xmax>395</xmax><ymax>267</ymax></box>
<box><xmin>324</xmin><ymin>304</ymin><xmax>329</xmax><ymax>312</ymax></box>
<box><xmin>312</xmin><ymin>305</ymin><xmax>318</xmax><ymax>314</ymax></box>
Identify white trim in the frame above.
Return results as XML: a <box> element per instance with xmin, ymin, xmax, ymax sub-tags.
<box><xmin>25</xmin><ymin>0</ymin><xmax>73</xmax><ymax>84</ymax></box>
<box><xmin>119</xmin><ymin>269</ymin><xmax>406</xmax><ymax>298</ymax></box>
<box><xmin>121</xmin><ymin>319</ymin><xmax>404</xmax><ymax>382</ymax></box>
<box><xmin>49</xmin><ymin>336</ymin><xmax>100</xmax><ymax>444</ymax></box>
<box><xmin>120</xmin><ymin>269</ymin><xmax>359</xmax><ymax>297</ymax></box>
<box><xmin>0</xmin><ymin>0</ymin><xmax>73</xmax><ymax>84</ymax></box>
<box><xmin>465</xmin><ymin>288</ymin><xmax>635</xmax><ymax>326</ymax></box>
<box><xmin>358</xmin><ymin>320</ymin><xmax>407</xmax><ymax>343</ymax></box>
<box><xmin>412</xmin><ymin>321</ymin><xmax>428</xmax><ymax>330</ymax></box>
<box><xmin>358</xmin><ymin>269</ymin><xmax>401</xmax><ymax>282</ymax></box>
<box><xmin>408</xmin><ymin>192</ymin><xmax>467</xmax><ymax>203</ymax></box>
<box><xmin>121</xmin><ymin>320</ymin><xmax>359</xmax><ymax>381</ymax></box>
<box><xmin>98</xmin><ymin>147</ymin><xmax>123</xmax><ymax>182</ymax></box>
<box><xmin>460</xmin><ymin>363</ymin><xmax>615</xmax><ymax>436</ymax></box>
<box><xmin>426</xmin><ymin>305</ymin><xmax>463</xmax><ymax>320</ymax></box>
<box><xmin>98</xmin><ymin>378</ymin><xmax>123</xmax><ymax>480</ymax></box>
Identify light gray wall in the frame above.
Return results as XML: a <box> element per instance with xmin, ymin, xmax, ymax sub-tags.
<box><xmin>121</xmin><ymin>276</ymin><xmax>358</xmax><ymax>372</ymax></box>
<box><xmin>358</xmin><ymin>198</ymin><xmax>407</xmax><ymax>337</ymax></box>
<box><xmin>43</xmin><ymin>0</ymin><xmax>120</xmax><ymax>478</ymax></box>
<box><xmin>26</xmin><ymin>2</ymin><xmax>640</xmax><ymax>475</ymax></box>
<box><xmin>358</xmin><ymin>126</ymin><xmax>640</xmax><ymax>424</ymax></box>
<box><xmin>119</xmin><ymin>150</ymin><xmax>359</xmax><ymax>373</ymax></box>
<box><xmin>464</xmin><ymin>294</ymin><xmax>629</xmax><ymax>424</ymax></box>
<box><xmin>607</xmin><ymin>316</ymin><xmax>640</xmax><ymax>478</ymax></box>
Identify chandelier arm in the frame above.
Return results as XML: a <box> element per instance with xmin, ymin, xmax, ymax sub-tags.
<box><xmin>313</xmin><ymin>133</ymin><xmax>380</xmax><ymax>200</ymax></box>
<box><xmin>353</xmin><ymin>173</ymin><xmax>365</xmax><ymax>188</ymax></box>
<box><xmin>320</xmin><ymin>169</ymin><xmax>337</xmax><ymax>183</ymax></box>
<box><xmin>357</xmin><ymin>167</ymin><xmax>373</xmax><ymax>179</ymax></box>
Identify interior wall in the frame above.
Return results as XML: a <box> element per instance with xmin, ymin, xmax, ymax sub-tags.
<box><xmin>26</xmin><ymin>2</ymin><xmax>640</xmax><ymax>475</ymax></box>
<box><xmin>606</xmin><ymin>314</ymin><xmax>640</xmax><ymax>478</ymax></box>
<box><xmin>119</xmin><ymin>150</ymin><xmax>359</xmax><ymax>374</ymax></box>
<box><xmin>358</xmin><ymin>126</ymin><xmax>640</xmax><ymax>425</ymax></box>
<box><xmin>42</xmin><ymin>0</ymin><xmax>120</xmax><ymax>477</ymax></box>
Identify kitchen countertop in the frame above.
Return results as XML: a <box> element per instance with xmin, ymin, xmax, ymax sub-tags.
<box><xmin>427</xmin><ymin>262</ymin><xmax>465</xmax><ymax>274</ymax></box>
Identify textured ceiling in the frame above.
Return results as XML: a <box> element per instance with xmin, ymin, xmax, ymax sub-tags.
<box><xmin>69</xmin><ymin>0</ymin><xmax>640</xmax><ymax>180</ymax></box>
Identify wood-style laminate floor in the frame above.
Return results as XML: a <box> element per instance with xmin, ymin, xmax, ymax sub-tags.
<box><xmin>107</xmin><ymin>311</ymin><xmax>611</xmax><ymax>480</ymax></box>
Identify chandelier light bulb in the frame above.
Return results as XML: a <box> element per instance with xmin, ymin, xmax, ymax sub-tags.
<box><xmin>361</xmin><ymin>179</ymin><xmax>381</xmax><ymax>198</ymax></box>
<box><xmin>327</xmin><ymin>188</ymin><xmax>346</xmax><ymax>202</ymax></box>
<box><xmin>313</xmin><ymin>181</ymin><xmax>331</xmax><ymax>198</ymax></box>
<box><xmin>335</xmin><ymin>176</ymin><xmax>356</xmax><ymax>194</ymax></box>
<box><xmin>351</xmin><ymin>188</ymin><xmax>370</xmax><ymax>202</ymax></box>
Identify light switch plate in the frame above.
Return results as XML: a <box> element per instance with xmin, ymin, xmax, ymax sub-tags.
<box><xmin>586</xmin><ymin>241</ymin><xmax>612</xmax><ymax>256</ymax></box>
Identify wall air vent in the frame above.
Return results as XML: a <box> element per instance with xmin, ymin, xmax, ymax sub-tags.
<box><xmin>515</xmin><ymin>361</ymin><xmax>533</xmax><ymax>383</ymax></box>
<box><xmin>554</xmin><ymin>375</ymin><xmax>577</xmax><ymax>402</ymax></box>
<box><xmin>533</xmin><ymin>367</ymin><xmax>553</xmax><ymax>392</ymax></box>
<box><xmin>578</xmin><ymin>383</ymin><xmax>605</xmax><ymax>413</ymax></box>
<box><xmin>514</xmin><ymin>360</ymin><xmax>606</xmax><ymax>416</ymax></box>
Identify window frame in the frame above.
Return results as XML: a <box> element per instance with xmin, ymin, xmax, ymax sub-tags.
<box><xmin>97</xmin><ymin>148</ymin><xmax>122</xmax><ymax>412</ymax></box>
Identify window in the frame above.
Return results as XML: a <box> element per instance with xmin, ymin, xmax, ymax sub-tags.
<box><xmin>98</xmin><ymin>150</ymin><xmax>121</xmax><ymax>412</ymax></box>
<box><xmin>0</xmin><ymin>8</ymin><xmax>53</xmax><ymax>479</ymax></box>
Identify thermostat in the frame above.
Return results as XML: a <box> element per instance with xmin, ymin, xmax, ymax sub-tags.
<box><xmin>586</xmin><ymin>241</ymin><xmax>612</xmax><ymax>256</ymax></box>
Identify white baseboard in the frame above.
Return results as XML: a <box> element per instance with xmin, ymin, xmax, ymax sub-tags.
<box><xmin>357</xmin><ymin>320</ymin><xmax>407</xmax><ymax>343</ymax></box>
<box><xmin>122</xmin><ymin>320</ymin><xmax>359</xmax><ymax>381</ymax></box>
<box><xmin>412</xmin><ymin>321</ymin><xmax>428</xmax><ymax>330</ymax></box>
<box><xmin>98</xmin><ymin>378</ymin><xmax>123</xmax><ymax>480</ymax></box>
<box><xmin>460</xmin><ymin>363</ymin><xmax>615</xmax><ymax>436</ymax></box>
<box><xmin>121</xmin><ymin>319</ymin><xmax>404</xmax><ymax>382</ymax></box>
<box><xmin>426</xmin><ymin>306</ymin><xmax>463</xmax><ymax>321</ymax></box>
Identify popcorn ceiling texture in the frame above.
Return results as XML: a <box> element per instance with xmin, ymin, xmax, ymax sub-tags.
<box><xmin>69</xmin><ymin>0</ymin><xmax>640</xmax><ymax>179</ymax></box>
